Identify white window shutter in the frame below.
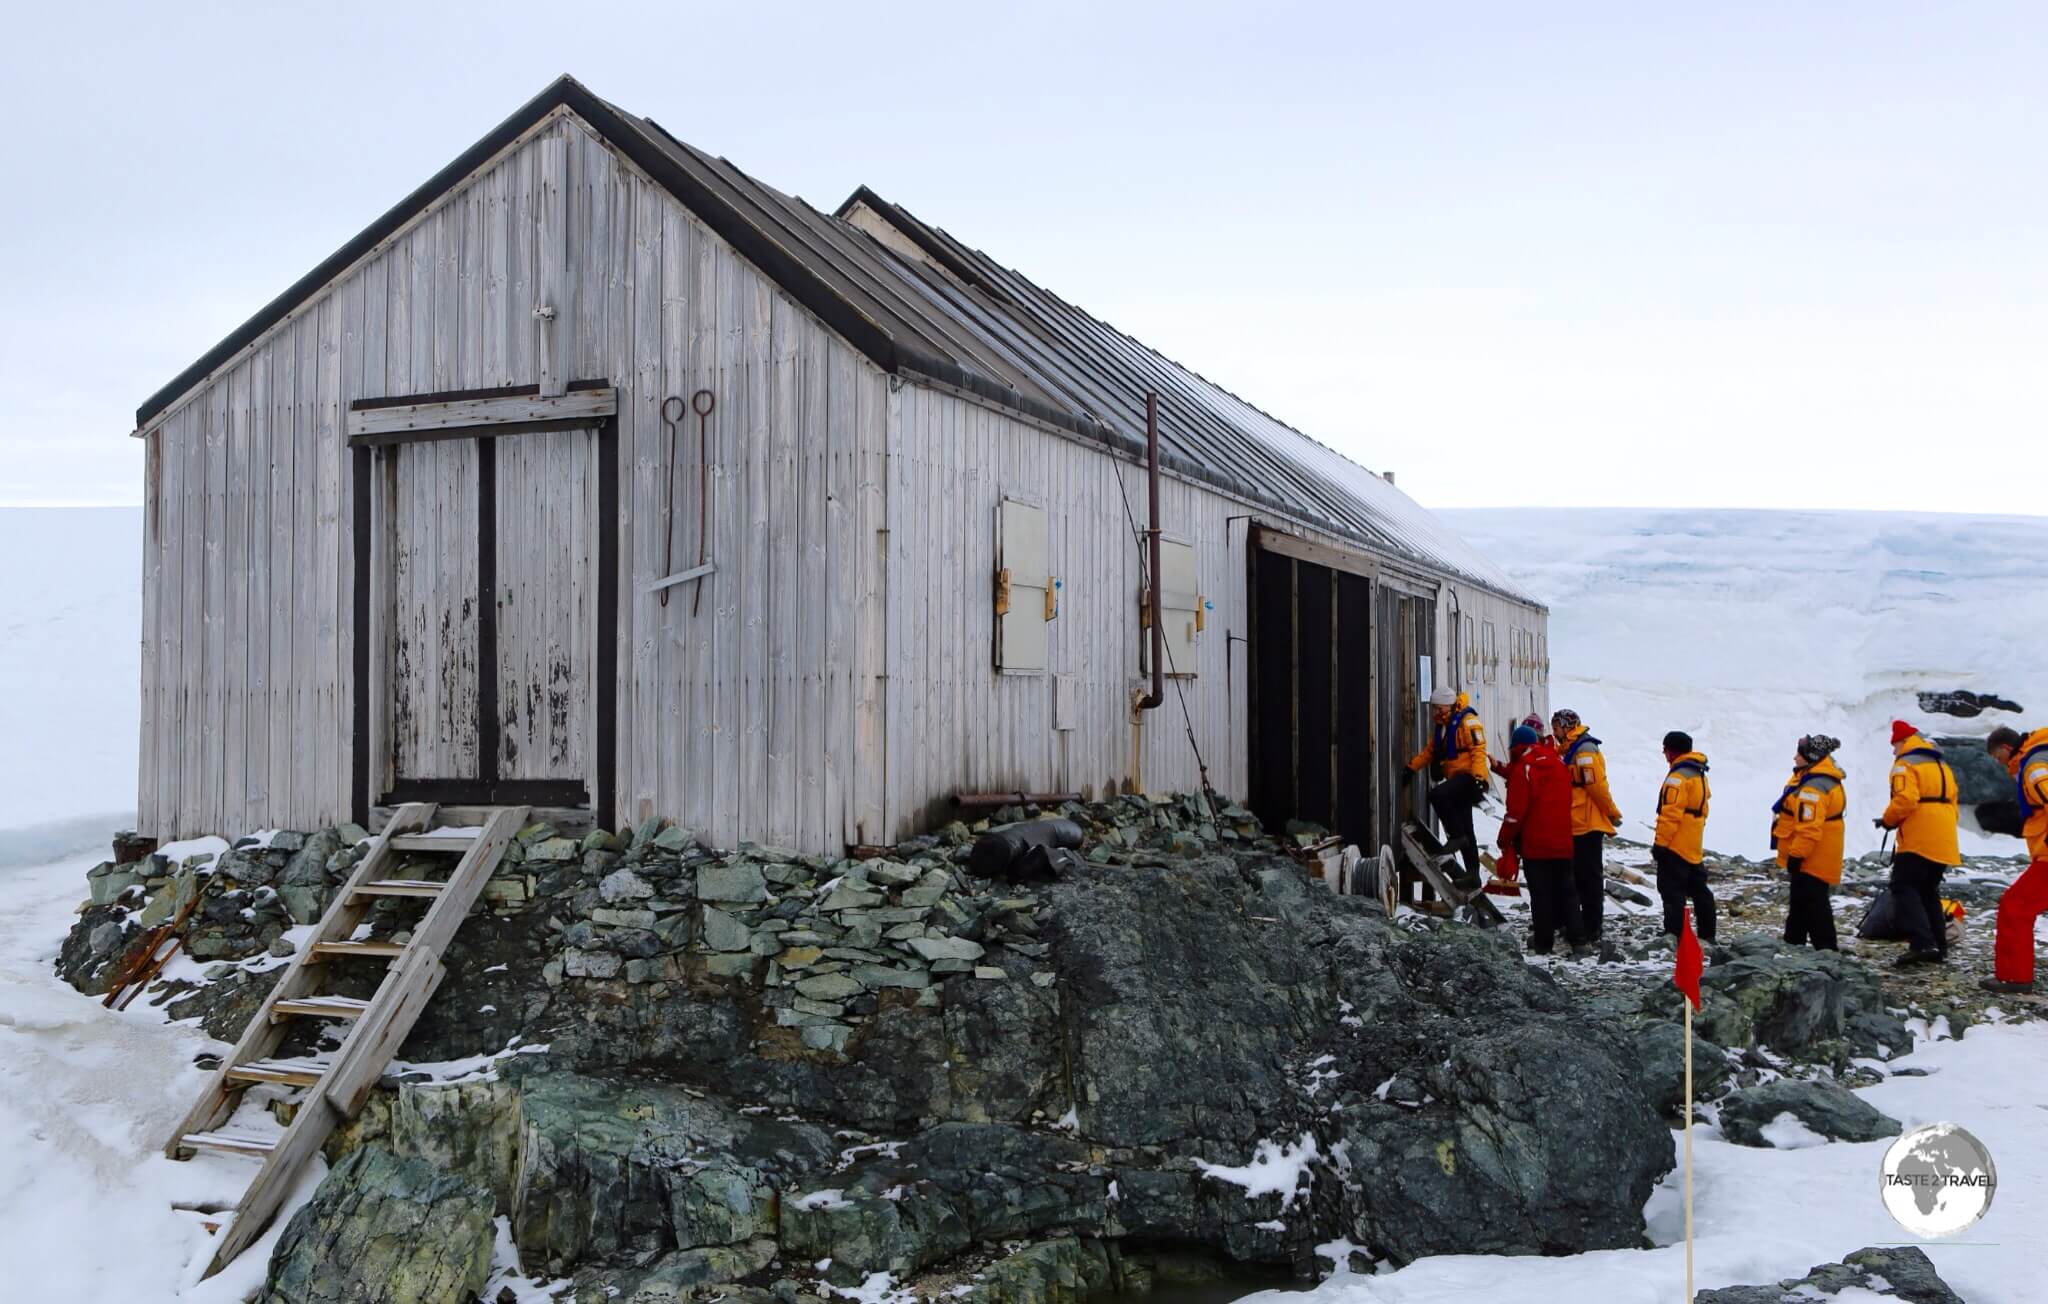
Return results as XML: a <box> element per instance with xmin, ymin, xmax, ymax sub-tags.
<box><xmin>997</xmin><ymin>499</ymin><xmax>1049</xmax><ymax>672</ymax></box>
<box><xmin>1156</xmin><ymin>539</ymin><xmax>1201</xmax><ymax>678</ymax></box>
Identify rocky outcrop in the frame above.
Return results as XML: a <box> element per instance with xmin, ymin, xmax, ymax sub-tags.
<box><xmin>1639</xmin><ymin>936</ymin><xmax>1913</xmax><ymax>1070</ymax></box>
<box><xmin>1716</xmin><ymin>1078</ymin><xmax>1902</xmax><ymax>1147</ymax></box>
<box><xmin>1698</xmin><ymin>1245</ymin><xmax>1964</xmax><ymax>1303</ymax></box>
<box><xmin>1917</xmin><ymin>689</ymin><xmax>2022</xmax><ymax>719</ymax></box>
<box><xmin>260</xmin><ymin>1144</ymin><xmax>495</xmax><ymax>1304</ymax></box>
<box><xmin>64</xmin><ymin>795</ymin><xmax>1678</xmax><ymax>1298</ymax></box>
<box><xmin>1631</xmin><ymin>1023</ymin><xmax>1733</xmax><ymax>1118</ymax></box>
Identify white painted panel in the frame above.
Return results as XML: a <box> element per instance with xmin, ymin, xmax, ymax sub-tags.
<box><xmin>997</xmin><ymin>497</ymin><xmax>1048</xmax><ymax>672</ymax></box>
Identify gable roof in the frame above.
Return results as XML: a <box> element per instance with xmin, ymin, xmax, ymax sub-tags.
<box><xmin>138</xmin><ymin>75</ymin><xmax>1534</xmax><ymax>605</ymax></box>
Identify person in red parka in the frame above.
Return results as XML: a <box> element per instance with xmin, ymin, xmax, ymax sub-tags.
<box><xmin>1501</xmin><ymin>722</ymin><xmax>1589</xmax><ymax>957</ymax></box>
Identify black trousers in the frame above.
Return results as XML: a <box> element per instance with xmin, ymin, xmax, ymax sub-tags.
<box><xmin>1783</xmin><ymin>869</ymin><xmax>1838</xmax><ymax>950</ymax></box>
<box><xmin>1525</xmin><ymin>857</ymin><xmax>1587</xmax><ymax>953</ymax></box>
<box><xmin>1572</xmin><ymin>831</ymin><xmax>1606</xmax><ymax>940</ymax></box>
<box><xmin>1890</xmin><ymin>852</ymin><xmax>1950</xmax><ymax>956</ymax></box>
<box><xmin>1653</xmin><ymin>846</ymin><xmax>1717</xmax><ymax>942</ymax></box>
<box><xmin>1428</xmin><ymin>773</ymin><xmax>1483</xmax><ymax>879</ymax></box>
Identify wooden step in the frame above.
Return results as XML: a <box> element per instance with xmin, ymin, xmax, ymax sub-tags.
<box><xmin>183</xmin><ymin>1129</ymin><xmax>280</xmax><ymax>1158</ymax></box>
<box><xmin>225</xmin><ymin>1058</ymin><xmax>335</xmax><ymax>1088</ymax></box>
<box><xmin>389</xmin><ymin>831</ymin><xmax>479</xmax><ymax>853</ymax></box>
<box><xmin>271</xmin><ymin>995</ymin><xmax>372</xmax><ymax>1021</ymax></box>
<box><xmin>310</xmin><ymin>940</ymin><xmax>407</xmax><ymax>960</ymax></box>
<box><xmin>351</xmin><ymin>879</ymin><xmax>446</xmax><ymax>899</ymax></box>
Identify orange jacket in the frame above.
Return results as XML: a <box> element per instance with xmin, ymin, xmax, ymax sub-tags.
<box><xmin>1772</xmin><ymin>756</ymin><xmax>1847</xmax><ymax>885</ymax></box>
<box><xmin>1408</xmin><ymin>693</ymin><xmax>1490</xmax><ymax>785</ymax></box>
<box><xmin>1560</xmin><ymin>726</ymin><xmax>1622</xmax><ymax>836</ymax></box>
<box><xmin>1879</xmin><ymin>733</ymin><xmax>1960</xmax><ymax>867</ymax></box>
<box><xmin>2009</xmin><ymin>727</ymin><xmax>2048</xmax><ymax>862</ymax></box>
<box><xmin>1653</xmin><ymin>752</ymin><xmax>1711</xmax><ymax>863</ymax></box>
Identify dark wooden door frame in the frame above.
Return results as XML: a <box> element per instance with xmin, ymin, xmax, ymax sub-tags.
<box><xmin>349</xmin><ymin>382</ymin><xmax>617</xmax><ymax>824</ymax></box>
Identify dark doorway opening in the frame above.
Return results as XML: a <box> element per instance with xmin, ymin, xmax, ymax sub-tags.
<box><xmin>1247</xmin><ymin>541</ymin><xmax>1376</xmax><ymax>850</ymax></box>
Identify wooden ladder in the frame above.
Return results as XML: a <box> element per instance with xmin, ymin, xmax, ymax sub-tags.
<box><xmin>166</xmin><ymin>802</ymin><xmax>527</xmax><ymax>1279</ymax></box>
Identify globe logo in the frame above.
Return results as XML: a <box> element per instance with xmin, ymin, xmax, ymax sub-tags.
<box><xmin>1880</xmin><ymin>1123</ymin><xmax>1996</xmax><ymax>1238</ymax></box>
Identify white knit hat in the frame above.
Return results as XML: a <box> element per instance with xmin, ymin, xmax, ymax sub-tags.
<box><xmin>1429</xmin><ymin>686</ymin><xmax>1457</xmax><ymax>708</ymax></box>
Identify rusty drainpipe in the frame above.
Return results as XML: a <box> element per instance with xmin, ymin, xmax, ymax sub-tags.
<box><xmin>1137</xmin><ymin>391</ymin><xmax>1164</xmax><ymax>713</ymax></box>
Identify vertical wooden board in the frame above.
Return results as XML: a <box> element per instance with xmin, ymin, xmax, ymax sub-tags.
<box><xmin>536</xmin><ymin>125</ymin><xmax>566</xmax><ymax>396</ymax></box>
<box><xmin>465</xmin><ymin>182</ymin><xmax>486</xmax><ymax>391</ymax></box>
<box><xmin>492</xmin><ymin>434</ymin><xmax>520</xmax><ymax>777</ymax></box>
<box><xmin>880</xmin><ymin>383</ymin><xmax>904</xmax><ymax>839</ymax></box>
<box><xmin>176</xmin><ymin>405</ymin><xmax>202</xmax><ymax>833</ymax></box>
<box><xmin>197</xmin><ymin>382</ymin><xmax>226</xmax><ymax>832</ymax></box>
<box><xmin>682</xmin><ymin>220</ymin><xmax>716</xmax><ymax>836</ymax></box>
<box><xmin>543</xmin><ymin>429</ymin><xmax>570</xmax><ymax>774</ymax></box>
<box><xmin>137</xmin><ymin>429</ymin><xmax>159</xmax><ymax>834</ymax></box>
<box><xmin>267</xmin><ymin>339</ymin><xmax>296</xmax><ymax>822</ymax></box>
<box><xmin>617</xmin><ymin>178</ymin><xmax>654</xmax><ymax>813</ymax></box>
<box><xmin>432</xmin><ymin>203</ymin><xmax>457</xmax><ymax>391</ymax></box>
<box><xmin>826</xmin><ymin>343</ymin><xmax>862</xmax><ymax>850</ymax></box>
<box><xmin>339</xmin><ymin>276</ymin><xmax>368</xmax><ymax>819</ymax></box>
<box><xmin>706</xmin><ymin>248</ymin><xmax>739</xmax><ymax>847</ymax></box>
<box><xmin>648</xmin><ymin>199</ymin><xmax>689</xmax><ymax>820</ymax></box>
<box><xmin>739</xmin><ymin>276</ymin><xmax>771</xmax><ymax>844</ymax></box>
<box><xmin>244</xmin><ymin>345</ymin><xmax>271</xmax><ymax>824</ymax></box>
<box><xmin>386</xmin><ymin>235</ymin><xmax>412</xmax><ymax>398</ymax></box>
<box><xmin>315</xmin><ymin>298</ymin><xmax>343</xmax><ymax>824</ymax></box>
<box><xmin>290</xmin><ymin>315</ymin><xmax>321</xmax><ymax>823</ymax></box>
<box><xmin>851</xmin><ymin>368</ymin><xmax>886</xmax><ymax>845</ymax></box>
<box><xmin>764</xmin><ymin>294</ymin><xmax>798</xmax><ymax>849</ymax></box>
<box><xmin>602</xmin><ymin>134</ymin><xmax>631</xmax><ymax>394</ymax></box>
<box><xmin>509</xmin><ymin>141</ymin><xmax>535</xmax><ymax>386</ymax></box>
<box><xmin>797</xmin><ymin>326</ymin><xmax>829</xmax><ymax>849</ymax></box>
<box><xmin>409</xmin><ymin>222</ymin><xmax>434</xmax><ymax>397</ymax></box>
<box><xmin>222</xmin><ymin>365</ymin><xmax>249</xmax><ymax>827</ymax></box>
<box><xmin>480</xmin><ymin>163</ymin><xmax>507</xmax><ymax>386</ymax></box>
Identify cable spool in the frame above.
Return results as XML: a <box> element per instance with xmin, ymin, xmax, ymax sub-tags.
<box><xmin>1376</xmin><ymin>844</ymin><xmax>1399</xmax><ymax>917</ymax></box>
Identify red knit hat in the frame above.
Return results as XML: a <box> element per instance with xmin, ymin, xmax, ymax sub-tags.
<box><xmin>1890</xmin><ymin>719</ymin><xmax>1917</xmax><ymax>746</ymax></box>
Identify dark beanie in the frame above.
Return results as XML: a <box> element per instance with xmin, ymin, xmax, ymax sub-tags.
<box><xmin>1798</xmin><ymin>734</ymin><xmax>1842</xmax><ymax>763</ymax></box>
<box><xmin>1987</xmin><ymin>726</ymin><xmax>2024</xmax><ymax>753</ymax></box>
<box><xmin>1663</xmin><ymin>730</ymin><xmax>1693</xmax><ymax>753</ymax></box>
<box><xmin>1511</xmin><ymin>724</ymin><xmax>1542</xmax><ymax>749</ymax></box>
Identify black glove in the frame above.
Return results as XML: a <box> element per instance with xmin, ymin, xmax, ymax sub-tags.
<box><xmin>1788</xmin><ymin>857</ymin><xmax>1805</xmax><ymax>873</ymax></box>
<box><xmin>1768</xmin><ymin>834</ymin><xmax>1778</xmax><ymax>851</ymax></box>
<box><xmin>1872</xmin><ymin>818</ymin><xmax>1887</xmax><ymax>830</ymax></box>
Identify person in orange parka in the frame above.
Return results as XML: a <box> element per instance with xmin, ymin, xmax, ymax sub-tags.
<box><xmin>1552</xmin><ymin>708</ymin><xmax>1623</xmax><ymax>945</ymax></box>
<box><xmin>1771</xmin><ymin>734</ymin><xmax>1846</xmax><ymax>951</ymax></box>
<box><xmin>1983</xmin><ymin>725</ymin><xmax>2048</xmax><ymax>994</ymax></box>
<box><xmin>1879</xmin><ymin>721</ymin><xmax>1961</xmax><ymax>966</ymax></box>
<box><xmin>1408</xmin><ymin>687</ymin><xmax>1489</xmax><ymax>888</ymax></box>
<box><xmin>1501</xmin><ymin>723</ymin><xmax>1588</xmax><ymax>957</ymax></box>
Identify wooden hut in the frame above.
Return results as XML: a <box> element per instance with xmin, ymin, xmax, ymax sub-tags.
<box><xmin>131</xmin><ymin>75</ymin><xmax>1547</xmax><ymax>856</ymax></box>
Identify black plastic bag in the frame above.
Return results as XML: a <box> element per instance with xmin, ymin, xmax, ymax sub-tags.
<box><xmin>1856</xmin><ymin>887</ymin><xmax>1909</xmax><ymax>942</ymax></box>
<box><xmin>968</xmin><ymin>819</ymin><xmax>1084</xmax><ymax>880</ymax></box>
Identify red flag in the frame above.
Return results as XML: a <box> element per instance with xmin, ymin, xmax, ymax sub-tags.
<box><xmin>1673</xmin><ymin>907</ymin><xmax>1704</xmax><ymax>1010</ymax></box>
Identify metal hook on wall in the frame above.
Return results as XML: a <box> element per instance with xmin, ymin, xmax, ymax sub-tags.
<box><xmin>655</xmin><ymin>389</ymin><xmax>716</xmax><ymax>614</ymax></box>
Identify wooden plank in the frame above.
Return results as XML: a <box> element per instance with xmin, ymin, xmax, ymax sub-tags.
<box><xmin>201</xmin><ymin>378</ymin><xmax>228</xmax><ymax>833</ymax></box>
<box><xmin>852</xmin><ymin>367</ymin><xmax>887</xmax><ymax>845</ymax></box>
<box><xmin>708</xmin><ymin>246</ymin><xmax>740</xmax><ymax>847</ymax></box>
<box><xmin>244</xmin><ymin>348</ymin><xmax>272</xmax><ymax>826</ymax></box>
<box><xmin>346</xmin><ymin>388</ymin><xmax>618</xmax><ymax>438</ymax></box>
<box><xmin>766</xmin><ymin>294</ymin><xmax>798</xmax><ymax>849</ymax></box>
<box><xmin>739</xmin><ymin>276</ymin><xmax>770</xmax><ymax>844</ymax></box>
<box><xmin>292</xmin><ymin>316</ymin><xmax>320</xmax><ymax>826</ymax></box>
<box><xmin>137</xmin><ymin>430</ymin><xmax>160</xmax><ymax>834</ymax></box>
<box><xmin>317</xmin><ymin>293</ymin><xmax>344</xmax><ymax>825</ymax></box>
<box><xmin>802</xmin><ymin>329</ymin><xmax>827</xmax><ymax>847</ymax></box>
<box><xmin>432</xmin><ymin>201</ymin><xmax>457</xmax><ymax>392</ymax></box>
<box><xmin>536</xmin><ymin>126</ymin><xmax>566</xmax><ymax>398</ymax></box>
<box><xmin>269</xmin><ymin>338</ymin><xmax>297</xmax><ymax>826</ymax></box>
<box><xmin>223</xmin><ymin>365</ymin><xmax>249</xmax><ymax>831</ymax></box>
<box><xmin>683</xmin><ymin>212</ymin><xmax>717</xmax><ymax>838</ymax></box>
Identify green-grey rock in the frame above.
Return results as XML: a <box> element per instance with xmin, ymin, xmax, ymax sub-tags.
<box><xmin>698</xmin><ymin>863</ymin><xmax>769</xmax><ymax>904</ymax></box>
<box><xmin>907</xmin><ymin>935</ymin><xmax>985</xmax><ymax>963</ymax></box>
<box><xmin>702</xmin><ymin>907</ymin><xmax>752</xmax><ymax>952</ymax></box>
<box><xmin>795</xmin><ymin>973</ymin><xmax>863</xmax><ymax>1002</ymax></box>
<box><xmin>259</xmin><ymin>1144</ymin><xmax>494</xmax><ymax>1304</ymax></box>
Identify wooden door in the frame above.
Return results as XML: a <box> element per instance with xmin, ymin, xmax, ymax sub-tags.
<box><xmin>379</xmin><ymin>429</ymin><xmax>599</xmax><ymax>808</ymax></box>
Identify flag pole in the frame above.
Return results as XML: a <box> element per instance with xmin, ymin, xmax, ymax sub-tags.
<box><xmin>1684</xmin><ymin>987</ymin><xmax>1695</xmax><ymax>1303</ymax></box>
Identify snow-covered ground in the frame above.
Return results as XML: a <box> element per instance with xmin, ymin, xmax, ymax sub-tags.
<box><xmin>1446</xmin><ymin>508</ymin><xmax>2048</xmax><ymax>859</ymax></box>
<box><xmin>0</xmin><ymin>507</ymin><xmax>139</xmax><ymax>866</ymax></box>
<box><xmin>1248</xmin><ymin>1019</ymin><xmax>2048</xmax><ymax>1304</ymax></box>
<box><xmin>0</xmin><ymin>850</ymin><xmax>321</xmax><ymax>1300</ymax></box>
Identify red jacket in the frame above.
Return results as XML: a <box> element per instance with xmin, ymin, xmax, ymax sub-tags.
<box><xmin>1501</xmin><ymin>741</ymin><xmax>1574</xmax><ymax>861</ymax></box>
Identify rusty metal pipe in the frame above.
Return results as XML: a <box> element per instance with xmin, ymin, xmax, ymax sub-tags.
<box><xmin>952</xmin><ymin>791</ymin><xmax>1082</xmax><ymax>811</ymax></box>
<box><xmin>1138</xmin><ymin>391</ymin><xmax>1164</xmax><ymax>712</ymax></box>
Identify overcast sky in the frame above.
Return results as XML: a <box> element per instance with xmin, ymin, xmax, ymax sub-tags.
<box><xmin>2</xmin><ymin>2</ymin><xmax>2041</xmax><ymax>512</ymax></box>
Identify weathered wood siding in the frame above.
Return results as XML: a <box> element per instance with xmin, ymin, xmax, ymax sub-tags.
<box><xmin>135</xmin><ymin>103</ymin><xmax>1542</xmax><ymax>851</ymax></box>
<box><xmin>139</xmin><ymin>109</ymin><xmax>887</xmax><ymax>847</ymax></box>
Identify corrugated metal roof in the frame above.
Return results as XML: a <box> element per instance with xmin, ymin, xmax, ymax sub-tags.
<box><xmin>618</xmin><ymin>113</ymin><xmax>1532</xmax><ymax>604</ymax></box>
<box><xmin>137</xmin><ymin>75</ymin><xmax>1535</xmax><ymax>606</ymax></box>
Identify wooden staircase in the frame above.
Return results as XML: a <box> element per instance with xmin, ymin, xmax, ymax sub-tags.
<box><xmin>1399</xmin><ymin>818</ymin><xmax>1505</xmax><ymax>928</ymax></box>
<box><xmin>166</xmin><ymin>802</ymin><xmax>526</xmax><ymax>1279</ymax></box>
